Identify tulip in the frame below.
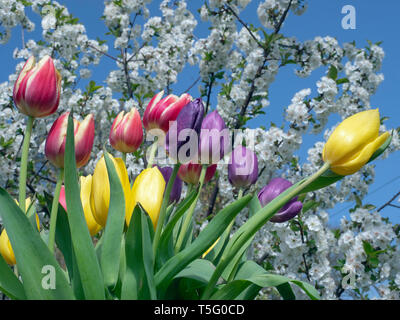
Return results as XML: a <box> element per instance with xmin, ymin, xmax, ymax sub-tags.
<box><xmin>228</xmin><ymin>146</ymin><xmax>258</xmax><ymax>188</ymax></box>
<box><xmin>258</xmin><ymin>178</ymin><xmax>303</xmax><ymax>223</ymax></box>
<box><xmin>322</xmin><ymin>109</ymin><xmax>390</xmax><ymax>176</ymax></box>
<box><xmin>178</xmin><ymin>162</ymin><xmax>217</xmax><ymax>185</ymax></box>
<box><xmin>45</xmin><ymin>112</ymin><xmax>95</xmax><ymax>169</ymax></box>
<box><xmin>127</xmin><ymin>167</ymin><xmax>166</xmax><ymax>229</ymax></box>
<box><xmin>59</xmin><ymin>176</ymin><xmax>102</xmax><ymax>236</ymax></box>
<box><xmin>109</xmin><ymin>108</ymin><xmax>143</xmax><ymax>153</ymax></box>
<box><xmin>165</xmin><ymin>98</ymin><xmax>204</xmax><ymax>163</ymax></box>
<box><xmin>0</xmin><ymin>198</ymin><xmax>40</xmax><ymax>266</ymax></box>
<box><xmin>157</xmin><ymin>166</ymin><xmax>183</xmax><ymax>204</ymax></box>
<box><xmin>91</xmin><ymin>154</ymin><xmax>133</xmax><ymax>227</ymax></box>
<box><xmin>143</xmin><ymin>90</ymin><xmax>192</xmax><ymax>133</ymax></box>
<box><xmin>199</xmin><ymin>110</ymin><xmax>229</xmax><ymax>164</ymax></box>
<box><xmin>13</xmin><ymin>55</ymin><xmax>61</xmax><ymax>118</ymax></box>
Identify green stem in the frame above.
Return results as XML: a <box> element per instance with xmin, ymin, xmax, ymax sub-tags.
<box><xmin>18</xmin><ymin>116</ymin><xmax>34</xmax><ymax>213</ymax></box>
<box><xmin>175</xmin><ymin>165</ymin><xmax>207</xmax><ymax>253</ymax></box>
<box><xmin>122</xmin><ymin>152</ymin><xmax>127</xmax><ymax>165</ymax></box>
<box><xmin>48</xmin><ymin>169</ymin><xmax>64</xmax><ymax>254</ymax></box>
<box><xmin>201</xmin><ymin>162</ymin><xmax>331</xmax><ymax>299</ymax></box>
<box><xmin>153</xmin><ymin>163</ymin><xmax>180</xmax><ymax>257</ymax></box>
<box><xmin>237</xmin><ymin>188</ymin><xmax>244</xmax><ymax>200</ymax></box>
<box><xmin>147</xmin><ymin>137</ymin><xmax>158</xmax><ymax>169</ymax></box>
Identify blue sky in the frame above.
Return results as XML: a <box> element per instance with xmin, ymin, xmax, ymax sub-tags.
<box><xmin>1</xmin><ymin>0</ymin><xmax>399</xmax><ymax>227</ymax></box>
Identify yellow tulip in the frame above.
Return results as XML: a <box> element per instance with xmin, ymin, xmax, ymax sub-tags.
<box><xmin>0</xmin><ymin>198</ymin><xmax>40</xmax><ymax>266</ymax></box>
<box><xmin>127</xmin><ymin>167</ymin><xmax>165</xmax><ymax>229</ymax></box>
<box><xmin>80</xmin><ymin>175</ymin><xmax>102</xmax><ymax>236</ymax></box>
<box><xmin>323</xmin><ymin>109</ymin><xmax>390</xmax><ymax>176</ymax></box>
<box><xmin>91</xmin><ymin>154</ymin><xmax>133</xmax><ymax>227</ymax></box>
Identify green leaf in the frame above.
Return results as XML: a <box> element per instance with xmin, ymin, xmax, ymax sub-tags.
<box><xmin>100</xmin><ymin>151</ymin><xmax>126</xmax><ymax>289</ymax></box>
<box><xmin>155</xmin><ymin>194</ymin><xmax>252</xmax><ymax>291</ymax></box>
<box><xmin>174</xmin><ymin>259</ymin><xmax>216</xmax><ymax>284</ymax></box>
<box><xmin>336</xmin><ymin>78</ymin><xmax>349</xmax><ymax>85</ymax></box>
<box><xmin>121</xmin><ymin>205</ymin><xmax>156</xmax><ymax>300</ymax></box>
<box><xmin>276</xmin><ymin>282</ymin><xmax>296</xmax><ymax>300</ymax></box>
<box><xmin>328</xmin><ymin>65</ymin><xmax>338</xmax><ymax>80</ymax></box>
<box><xmin>0</xmin><ymin>253</ymin><xmax>26</xmax><ymax>300</ymax></box>
<box><xmin>211</xmin><ymin>261</ymin><xmax>320</xmax><ymax>300</ymax></box>
<box><xmin>157</xmin><ymin>189</ymin><xmax>198</xmax><ymax>267</ymax></box>
<box><xmin>44</xmin><ymin>192</ymin><xmax>74</xmax><ymax>281</ymax></box>
<box><xmin>0</xmin><ymin>189</ymin><xmax>74</xmax><ymax>299</ymax></box>
<box><xmin>64</xmin><ymin>113</ymin><xmax>105</xmax><ymax>300</ymax></box>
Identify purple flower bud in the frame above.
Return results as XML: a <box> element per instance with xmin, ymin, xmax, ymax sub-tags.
<box><xmin>228</xmin><ymin>146</ymin><xmax>258</xmax><ymax>188</ymax></box>
<box><xmin>166</xmin><ymin>98</ymin><xmax>204</xmax><ymax>163</ymax></box>
<box><xmin>157</xmin><ymin>165</ymin><xmax>183</xmax><ymax>204</ymax></box>
<box><xmin>258</xmin><ymin>177</ymin><xmax>303</xmax><ymax>223</ymax></box>
<box><xmin>199</xmin><ymin>110</ymin><xmax>229</xmax><ymax>164</ymax></box>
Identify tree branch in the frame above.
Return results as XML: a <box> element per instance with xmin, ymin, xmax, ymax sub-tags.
<box><xmin>233</xmin><ymin>0</ymin><xmax>293</xmax><ymax>129</ymax></box>
<box><xmin>377</xmin><ymin>190</ymin><xmax>400</xmax><ymax>212</ymax></box>
<box><xmin>225</xmin><ymin>4</ymin><xmax>265</xmax><ymax>50</ymax></box>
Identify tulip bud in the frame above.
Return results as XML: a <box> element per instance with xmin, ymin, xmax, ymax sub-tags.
<box><xmin>59</xmin><ymin>175</ymin><xmax>102</xmax><ymax>236</ymax></box>
<box><xmin>157</xmin><ymin>165</ymin><xmax>183</xmax><ymax>204</ymax></box>
<box><xmin>323</xmin><ymin>109</ymin><xmax>390</xmax><ymax>176</ymax></box>
<box><xmin>143</xmin><ymin>90</ymin><xmax>192</xmax><ymax>133</ymax></box>
<box><xmin>228</xmin><ymin>146</ymin><xmax>258</xmax><ymax>188</ymax></box>
<box><xmin>258</xmin><ymin>178</ymin><xmax>303</xmax><ymax>223</ymax></box>
<box><xmin>166</xmin><ymin>98</ymin><xmax>204</xmax><ymax>163</ymax></box>
<box><xmin>13</xmin><ymin>55</ymin><xmax>61</xmax><ymax>118</ymax></box>
<box><xmin>127</xmin><ymin>167</ymin><xmax>166</xmax><ymax>229</ymax></box>
<box><xmin>0</xmin><ymin>198</ymin><xmax>40</xmax><ymax>265</ymax></box>
<box><xmin>45</xmin><ymin>112</ymin><xmax>95</xmax><ymax>168</ymax></box>
<box><xmin>199</xmin><ymin>110</ymin><xmax>229</xmax><ymax>164</ymax></box>
<box><xmin>109</xmin><ymin>108</ymin><xmax>143</xmax><ymax>153</ymax></box>
<box><xmin>178</xmin><ymin>162</ymin><xmax>217</xmax><ymax>185</ymax></box>
<box><xmin>91</xmin><ymin>154</ymin><xmax>133</xmax><ymax>227</ymax></box>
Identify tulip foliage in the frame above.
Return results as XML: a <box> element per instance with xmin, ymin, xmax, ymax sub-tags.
<box><xmin>0</xmin><ymin>106</ymin><xmax>392</xmax><ymax>300</ymax></box>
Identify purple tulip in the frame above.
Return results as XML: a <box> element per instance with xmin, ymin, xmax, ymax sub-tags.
<box><xmin>157</xmin><ymin>165</ymin><xmax>183</xmax><ymax>204</ymax></box>
<box><xmin>258</xmin><ymin>177</ymin><xmax>303</xmax><ymax>223</ymax></box>
<box><xmin>228</xmin><ymin>146</ymin><xmax>258</xmax><ymax>188</ymax></box>
<box><xmin>166</xmin><ymin>98</ymin><xmax>204</xmax><ymax>163</ymax></box>
<box><xmin>199</xmin><ymin>110</ymin><xmax>229</xmax><ymax>164</ymax></box>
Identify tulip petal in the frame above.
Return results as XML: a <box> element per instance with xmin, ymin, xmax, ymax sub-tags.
<box><xmin>330</xmin><ymin>131</ymin><xmax>390</xmax><ymax>175</ymax></box>
<box><xmin>270</xmin><ymin>201</ymin><xmax>303</xmax><ymax>223</ymax></box>
<box><xmin>80</xmin><ymin>175</ymin><xmax>102</xmax><ymax>236</ymax></box>
<box><xmin>128</xmin><ymin>167</ymin><xmax>165</xmax><ymax>229</ymax></box>
<box><xmin>323</xmin><ymin>109</ymin><xmax>381</xmax><ymax>165</ymax></box>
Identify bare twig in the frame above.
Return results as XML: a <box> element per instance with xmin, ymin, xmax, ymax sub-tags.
<box><xmin>233</xmin><ymin>0</ymin><xmax>293</xmax><ymax>129</ymax></box>
<box><xmin>294</xmin><ymin>220</ymin><xmax>311</xmax><ymax>282</ymax></box>
<box><xmin>205</xmin><ymin>73</ymin><xmax>215</xmax><ymax>114</ymax></box>
<box><xmin>183</xmin><ymin>76</ymin><xmax>201</xmax><ymax>93</ymax></box>
<box><xmin>377</xmin><ymin>190</ymin><xmax>400</xmax><ymax>212</ymax></box>
<box><xmin>225</xmin><ymin>4</ymin><xmax>265</xmax><ymax>50</ymax></box>
<box><xmin>87</xmin><ymin>43</ymin><xmax>121</xmax><ymax>63</ymax></box>
<box><xmin>121</xmin><ymin>48</ymin><xmax>133</xmax><ymax>99</ymax></box>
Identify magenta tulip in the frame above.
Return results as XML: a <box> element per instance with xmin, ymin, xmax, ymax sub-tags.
<box><xmin>45</xmin><ymin>112</ymin><xmax>95</xmax><ymax>168</ymax></box>
<box><xmin>13</xmin><ymin>55</ymin><xmax>61</xmax><ymax>118</ymax></box>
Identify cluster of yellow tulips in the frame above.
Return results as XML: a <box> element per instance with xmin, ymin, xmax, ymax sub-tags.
<box><xmin>90</xmin><ymin>156</ymin><xmax>165</xmax><ymax>232</ymax></box>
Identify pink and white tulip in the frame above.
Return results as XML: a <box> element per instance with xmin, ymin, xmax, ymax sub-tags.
<box><xmin>45</xmin><ymin>112</ymin><xmax>95</xmax><ymax>168</ymax></box>
<box><xmin>109</xmin><ymin>108</ymin><xmax>143</xmax><ymax>153</ymax></box>
<box><xmin>178</xmin><ymin>162</ymin><xmax>217</xmax><ymax>185</ymax></box>
<box><xmin>143</xmin><ymin>90</ymin><xmax>192</xmax><ymax>133</ymax></box>
<box><xmin>13</xmin><ymin>55</ymin><xmax>61</xmax><ymax>118</ymax></box>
